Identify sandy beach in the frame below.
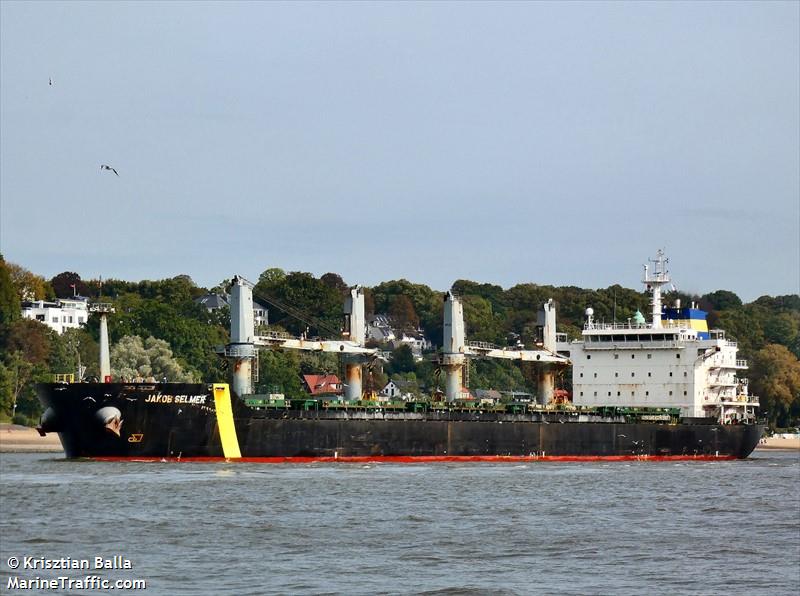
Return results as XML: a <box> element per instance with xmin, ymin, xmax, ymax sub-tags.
<box><xmin>756</xmin><ymin>435</ymin><xmax>800</xmax><ymax>450</ymax></box>
<box><xmin>1</xmin><ymin>423</ymin><xmax>798</xmax><ymax>454</ymax></box>
<box><xmin>0</xmin><ymin>424</ymin><xmax>63</xmax><ymax>453</ymax></box>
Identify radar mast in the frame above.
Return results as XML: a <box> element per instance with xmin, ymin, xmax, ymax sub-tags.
<box><xmin>642</xmin><ymin>250</ymin><xmax>670</xmax><ymax>329</ymax></box>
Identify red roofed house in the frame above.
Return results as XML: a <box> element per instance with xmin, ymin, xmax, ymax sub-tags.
<box><xmin>302</xmin><ymin>374</ymin><xmax>343</xmax><ymax>396</ymax></box>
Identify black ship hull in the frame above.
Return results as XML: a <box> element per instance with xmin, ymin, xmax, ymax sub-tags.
<box><xmin>36</xmin><ymin>383</ymin><xmax>764</xmax><ymax>461</ymax></box>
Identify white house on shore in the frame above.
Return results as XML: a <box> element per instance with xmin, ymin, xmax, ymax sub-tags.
<box><xmin>21</xmin><ymin>297</ymin><xmax>89</xmax><ymax>334</ymax></box>
<box><xmin>379</xmin><ymin>378</ymin><xmax>418</xmax><ymax>401</ymax></box>
<box><xmin>394</xmin><ymin>332</ymin><xmax>432</xmax><ymax>360</ymax></box>
<box><xmin>367</xmin><ymin>315</ymin><xmax>395</xmax><ymax>343</ymax></box>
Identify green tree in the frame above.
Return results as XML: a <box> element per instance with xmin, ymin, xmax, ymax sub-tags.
<box><xmin>1</xmin><ymin>319</ymin><xmax>52</xmax><ymax>365</ymax></box>
<box><xmin>320</xmin><ymin>273</ymin><xmax>349</xmax><ymax>296</ymax></box>
<box><xmin>388</xmin><ymin>344</ymin><xmax>416</xmax><ymax>375</ymax></box>
<box><xmin>111</xmin><ymin>336</ymin><xmax>197</xmax><ymax>382</ymax></box>
<box><xmin>257</xmin><ymin>268</ymin><xmax>286</xmax><ymax>290</ymax></box>
<box><xmin>717</xmin><ymin>307</ymin><xmax>767</xmax><ymax>356</ymax></box>
<box><xmin>256</xmin><ymin>349</ymin><xmax>303</xmax><ymax>397</ymax></box>
<box><xmin>470</xmin><ymin>359</ymin><xmax>528</xmax><ymax>392</ymax></box>
<box><xmin>749</xmin><ymin>344</ymin><xmax>800</xmax><ymax>428</ymax></box>
<box><xmin>0</xmin><ymin>360</ymin><xmax>13</xmax><ymax>421</ymax></box>
<box><xmin>762</xmin><ymin>313</ymin><xmax>798</xmax><ymax>352</ymax></box>
<box><xmin>371</xmin><ymin>280</ymin><xmax>442</xmax><ymax>346</ymax></box>
<box><xmin>297</xmin><ymin>352</ymin><xmax>339</xmax><ymax>377</ymax></box>
<box><xmin>254</xmin><ymin>271</ymin><xmax>342</xmax><ymax>337</ymax></box>
<box><xmin>701</xmin><ymin>290</ymin><xmax>743</xmax><ymax>311</ymax></box>
<box><xmin>0</xmin><ymin>256</ymin><xmax>20</xmax><ymax>326</ymax></box>
<box><xmin>60</xmin><ymin>328</ymin><xmax>99</xmax><ymax>380</ymax></box>
<box><xmin>462</xmin><ymin>295</ymin><xmax>503</xmax><ymax>344</ymax></box>
<box><xmin>388</xmin><ymin>295</ymin><xmax>419</xmax><ymax>331</ymax></box>
<box><xmin>452</xmin><ymin>280</ymin><xmax>507</xmax><ymax>316</ymax></box>
<box><xmin>1</xmin><ymin>350</ymin><xmax>45</xmax><ymax>423</ymax></box>
<box><xmin>50</xmin><ymin>272</ymin><xmax>89</xmax><ymax>298</ymax></box>
<box><xmin>6</xmin><ymin>262</ymin><xmax>54</xmax><ymax>301</ymax></box>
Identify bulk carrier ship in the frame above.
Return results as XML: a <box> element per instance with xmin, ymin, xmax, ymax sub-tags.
<box><xmin>36</xmin><ymin>252</ymin><xmax>763</xmax><ymax>461</ymax></box>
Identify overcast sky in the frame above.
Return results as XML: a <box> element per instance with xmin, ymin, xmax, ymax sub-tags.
<box><xmin>1</xmin><ymin>1</ymin><xmax>798</xmax><ymax>301</ymax></box>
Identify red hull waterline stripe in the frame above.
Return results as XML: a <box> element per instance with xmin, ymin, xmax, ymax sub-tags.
<box><xmin>90</xmin><ymin>454</ymin><xmax>740</xmax><ymax>463</ymax></box>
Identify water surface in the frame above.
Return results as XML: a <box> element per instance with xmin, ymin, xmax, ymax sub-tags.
<box><xmin>1</xmin><ymin>451</ymin><xmax>798</xmax><ymax>595</ymax></box>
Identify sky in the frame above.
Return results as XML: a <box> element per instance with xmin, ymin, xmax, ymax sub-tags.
<box><xmin>1</xmin><ymin>1</ymin><xmax>798</xmax><ymax>302</ymax></box>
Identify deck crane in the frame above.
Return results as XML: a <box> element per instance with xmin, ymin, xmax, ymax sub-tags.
<box><xmin>219</xmin><ymin>276</ymin><xmax>375</xmax><ymax>398</ymax></box>
<box><xmin>441</xmin><ymin>292</ymin><xmax>570</xmax><ymax>403</ymax></box>
<box><xmin>223</xmin><ymin>276</ymin><xmax>569</xmax><ymax>403</ymax></box>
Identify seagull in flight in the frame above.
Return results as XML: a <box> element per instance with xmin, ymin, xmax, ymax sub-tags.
<box><xmin>100</xmin><ymin>164</ymin><xmax>119</xmax><ymax>176</ymax></box>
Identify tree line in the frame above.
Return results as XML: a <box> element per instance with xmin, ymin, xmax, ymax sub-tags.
<box><xmin>1</xmin><ymin>255</ymin><xmax>798</xmax><ymax>428</ymax></box>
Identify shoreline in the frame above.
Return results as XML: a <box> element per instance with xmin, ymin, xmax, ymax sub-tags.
<box><xmin>0</xmin><ymin>424</ymin><xmax>63</xmax><ymax>453</ymax></box>
<box><xmin>2</xmin><ymin>423</ymin><xmax>798</xmax><ymax>454</ymax></box>
<box><xmin>755</xmin><ymin>436</ymin><xmax>800</xmax><ymax>450</ymax></box>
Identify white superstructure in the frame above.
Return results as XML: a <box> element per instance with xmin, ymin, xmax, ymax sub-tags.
<box><xmin>556</xmin><ymin>251</ymin><xmax>758</xmax><ymax>423</ymax></box>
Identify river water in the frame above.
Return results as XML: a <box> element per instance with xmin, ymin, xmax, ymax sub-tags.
<box><xmin>1</xmin><ymin>451</ymin><xmax>798</xmax><ymax>595</ymax></box>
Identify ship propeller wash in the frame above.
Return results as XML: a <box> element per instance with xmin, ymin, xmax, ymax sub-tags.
<box><xmin>36</xmin><ymin>252</ymin><xmax>763</xmax><ymax>461</ymax></box>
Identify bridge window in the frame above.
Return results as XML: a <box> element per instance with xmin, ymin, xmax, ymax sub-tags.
<box><xmin>594</xmin><ymin>373</ymin><xmax>597</xmax><ymax>378</ymax></box>
<box><xmin>676</xmin><ymin>353</ymin><xmax>680</xmax><ymax>359</ymax></box>
<box><xmin>631</xmin><ymin>372</ymin><xmax>635</xmax><ymax>377</ymax></box>
<box><xmin>580</xmin><ymin>373</ymin><xmax>583</xmax><ymax>378</ymax></box>
<box><xmin>669</xmin><ymin>391</ymin><xmax>673</xmax><ymax>396</ymax></box>
<box><xmin>614</xmin><ymin>354</ymin><xmax>619</xmax><ymax>359</ymax></box>
<box><xmin>594</xmin><ymin>391</ymin><xmax>597</xmax><ymax>397</ymax></box>
<box><xmin>631</xmin><ymin>354</ymin><xmax>635</xmax><ymax>359</ymax></box>
<box><xmin>587</xmin><ymin>355</ymin><xmax>591</xmax><ymax>360</ymax></box>
<box><xmin>617</xmin><ymin>391</ymin><xmax>621</xmax><ymax>396</ymax></box>
<box><xmin>646</xmin><ymin>391</ymin><xmax>649</xmax><ymax>396</ymax></box>
<box><xmin>684</xmin><ymin>372</ymin><xmax>687</xmax><ymax>377</ymax></box>
<box><xmin>648</xmin><ymin>372</ymin><xmax>652</xmax><ymax>377</ymax></box>
<box><xmin>615</xmin><ymin>372</ymin><xmax>619</xmax><ymax>377</ymax></box>
<box><xmin>647</xmin><ymin>354</ymin><xmax>652</xmax><ymax>359</ymax></box>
